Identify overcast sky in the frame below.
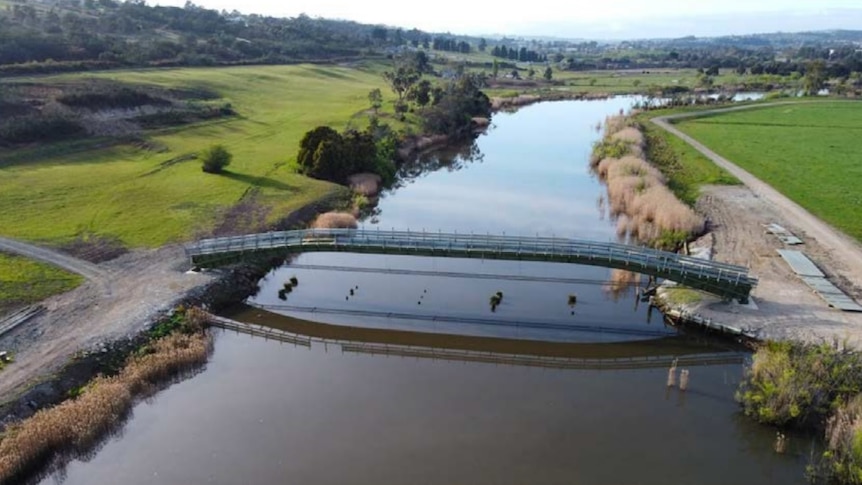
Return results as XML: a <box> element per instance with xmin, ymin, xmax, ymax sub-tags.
<box><xmin>156</xmin><ymin>0</ymin><xmax>862</xmax><ymax>39</ymax></box>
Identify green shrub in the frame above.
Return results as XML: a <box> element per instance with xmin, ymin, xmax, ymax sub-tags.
<box><xmin>200</xmin><ymin>144</ymin><xmax>232</xmax><ymax>174</ymax></box>
<box><xmin>590</xmin><ymin>139</ymin><xmax>632</xmax><ymax>165</ymax></box>
<box><xmin>737</xmin><ymin>342</ymin><xmax>862</xmax><ymax>427</ymax></box>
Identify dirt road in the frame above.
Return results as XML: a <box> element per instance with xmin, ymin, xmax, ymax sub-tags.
<box><xmin>0</xmin><ymin>237</ymin><xmax>111</xmax><ymax>295</ymax></box>
<box><xmin>0</xmin><ymin>245</ymin><xmax>215</xmax><ymax>399</ymax></box>
<box><xmin>653</xmin><ymin>106</ymin><xmax>862</xmax><ymax>344</ymax></box>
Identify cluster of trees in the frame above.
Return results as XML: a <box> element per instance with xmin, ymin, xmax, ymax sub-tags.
<box><xmin>432</xmin><ymin>37</ymin><xmax>471</xmax><ymax>54</ymax></box>
<box><xmin>557</xmin><ymin>43</ymin><xmax>862</xmax><ymax>79</ymax></box>
<box><xmin>379</xmin><ymin>53</ymin><xmax>492</xmax><ymax>138</ymax></box>
<box><xmin>491</xmin><ymin>45</ymin><xmax>547</xmax><ymax>63</ymax></box>
<box><xmin>300</xmin><ymin>53</ymin><xmax>493</xmax><ymax>186</ymax></box>
<box><xmin>296</xmin><ymin>126</ymin><xmax>396</xmax><ymax>184</ymax></box>
<box><xmin>420</xmin><ymin>73</ymin><xmax>491</xmax><ymax>138</ymax></box>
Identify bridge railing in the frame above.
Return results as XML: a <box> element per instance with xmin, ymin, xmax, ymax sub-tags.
<box><xmin>188</xmin><ymin>228</ymin><xmax>755</xmax><ymax>283</ymax></box>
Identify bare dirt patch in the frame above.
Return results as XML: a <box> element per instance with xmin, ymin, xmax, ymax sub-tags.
<box><xmin>56</xmin><ymin>233</ymin><xmax>128</xmax><ymax>264</ymax></box>
<box><xmin>689</xmin><ymin>185</ymin><xmax>862</xmax><ymax>346</ymax></box>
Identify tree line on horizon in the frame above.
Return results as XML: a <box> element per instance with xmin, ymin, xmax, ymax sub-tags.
<box><xmin>0</xmin><ymin>0</ymin><xmax>860</xmax><ymax>82</ymax></box>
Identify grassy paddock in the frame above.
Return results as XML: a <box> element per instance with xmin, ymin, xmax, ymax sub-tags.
<box><xmin>0</xmin><ymin>64</ymin><xmax>394</xmax><ymax>247</ymax></box>
<box><xmin>0</xmin><ymin>253</ymin><xmax>82</xmax><ymax>314</ymax></box>
<box><xmin>674</xmin><ymin>101</ymin><xmax>862</xmax><ymax>241</ymax></box>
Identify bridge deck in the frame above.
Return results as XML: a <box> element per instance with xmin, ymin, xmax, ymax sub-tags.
<box><xmin>186</xmin><ymin>229</ymin><xmax>757</xmax><ymax>301</ymax></box>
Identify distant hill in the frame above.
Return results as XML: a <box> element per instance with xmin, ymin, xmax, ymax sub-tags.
<box><xmin>0</xmin><ymin>0</ymin><xmax>447</xmax><ymax>74</ymax></box>
<box><xmin>1</xmin><ymin>0</ymin><xmax>860</xmax><ymax>77</ymax></box>
<box><xmin>643</xmin><ymin>30</ymin><xmax>862</xmax><ymax>49</ymax></box>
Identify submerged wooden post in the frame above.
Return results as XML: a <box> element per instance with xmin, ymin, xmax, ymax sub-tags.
<box><xmin>667</xmin><ymin>362</ymin><xmax>678</xmax><ymax>388</ymax></box>
<box><xmin>774</xmin><ymin>432</ymin><xmax>787</xmax><ymax>454</ymax></box>
<box><xmin>680</xmin><ymin>369</ymin><xmax>690</xmax><ymax>391</ymax></box>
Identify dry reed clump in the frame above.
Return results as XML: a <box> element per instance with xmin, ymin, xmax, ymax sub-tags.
<box><xmin>348</xmin><ymin>173</ymin><xmax>382</xmax><ymax>197</ymax></box>
<box><xmin>311</xmin><ymin>212</ymin><xmax>358</xmax><ymax>229</ymax></box>
<box><xmin>821</xmin><ymin>394</ymin><xmax>862</xmax><ymax>484</ymax></box>
<box><xmin>0</xmin><ymin>318</ymin><xmax>212</xmax><ymax>483</ymax></box>
<box><xmin>592</xmin><ymin>118</ymin><xmax>704</xmax><ymax>246</ymax></box>
<box><xmin>603</xmin><ymin>114</ymin><xmax>632</xmax><ymax>136</ymax></box>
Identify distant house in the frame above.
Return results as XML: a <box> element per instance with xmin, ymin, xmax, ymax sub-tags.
<box><xmin>440</xmin><ymin>69</ymin><xmax>459</xmax><ymax>80</ymax></box>
<box><xmin>384</xmin><ymin>45</ymin><xmax>418</xmax><ymax>56</ymax></box>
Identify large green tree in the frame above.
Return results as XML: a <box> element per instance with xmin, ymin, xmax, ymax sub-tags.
<box><xmin>803</xmin><ymin>60</ymin><xmax>827</xmax><ymax>96</ymax></box>
<box><xmin>368</xmin><ymin>88</ymin><xmax>383</xmax><ymax>114</ymax></box>
<box><xmin>383</xmin><ymin>66</ymin><xmax>420</xmax><ymax>102</ymax></box>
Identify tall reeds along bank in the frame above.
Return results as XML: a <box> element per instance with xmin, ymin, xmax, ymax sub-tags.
<box><xmin>591</xmin><ymin>115</ymin><xmax>704</xmax><ymax>250</ymax></box>
<box><xmin>0</xmin><ymin>307</ymin><xmax>213</xmax><ymax>484</ymax></box>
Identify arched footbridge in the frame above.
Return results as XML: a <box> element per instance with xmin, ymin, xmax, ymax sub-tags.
<box><xmin>185</xmin><ymin>229</ymin><xmax>757</xmax><ymax>302</ymax></box>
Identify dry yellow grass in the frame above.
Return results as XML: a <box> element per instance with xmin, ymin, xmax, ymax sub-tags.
<box><xmin>347</xmin><ymin>173</ymin><xmax>382</xmax><ymax>197</ymax></box>
<box><xmin>311</xmin><ymin>212</ymin><xmax>358</xmax><ymax>229</ymax></box>
<box><xmin>0</xmin><ymin>309</ymin><xmax>212</xmax><ymax>482</ymax></box>
<box><xmin>604</xmin><ymin>114</ymin><xmax>633</xmax><ymax>135</ymax></box>
<box><xmin>822</xmin><ymin>394</ymin><xmax>862</xmax><ymax>483</ymax></box>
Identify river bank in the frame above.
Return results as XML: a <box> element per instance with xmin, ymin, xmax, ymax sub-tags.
<box><xmin>490</xmin><ymin>91</ymin><xmax>613</xmax><ymax>111</ymax></box>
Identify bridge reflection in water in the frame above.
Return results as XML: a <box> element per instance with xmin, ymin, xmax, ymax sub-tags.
<box><xmin>214</xmin><ymin>306</ymin><xmax>745</xmax><ymax>372</ymax></box>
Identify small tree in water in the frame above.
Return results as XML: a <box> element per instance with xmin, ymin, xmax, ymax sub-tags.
<box><xmin>200</xmin><ymin>144</ymin><xmax>232</xmax><ymax>174</ymax></box>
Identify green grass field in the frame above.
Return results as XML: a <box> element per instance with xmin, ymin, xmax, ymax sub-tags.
<box><xmin>0</xmin><ymin>253</ymin><xmax>83</xmax><ymax>314</ymax></box>
<box><xmin>482</xmin><ymin>69</ymin><xmax>745</xmax><ymax>98</ymax></box>
<box><xmin>638</xmin><ymin>114</ymin><xmax>740</xmax><ymax>205</ymax></box>
<box><xmin>675</xmin><ymin>101</ymin><xmax>862</xmax><ymax>241</ymax></box>
<box><xmin>0</xmin><ymin>64</ymin><xmax>393</xmax><ymax>247</ymax></box>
